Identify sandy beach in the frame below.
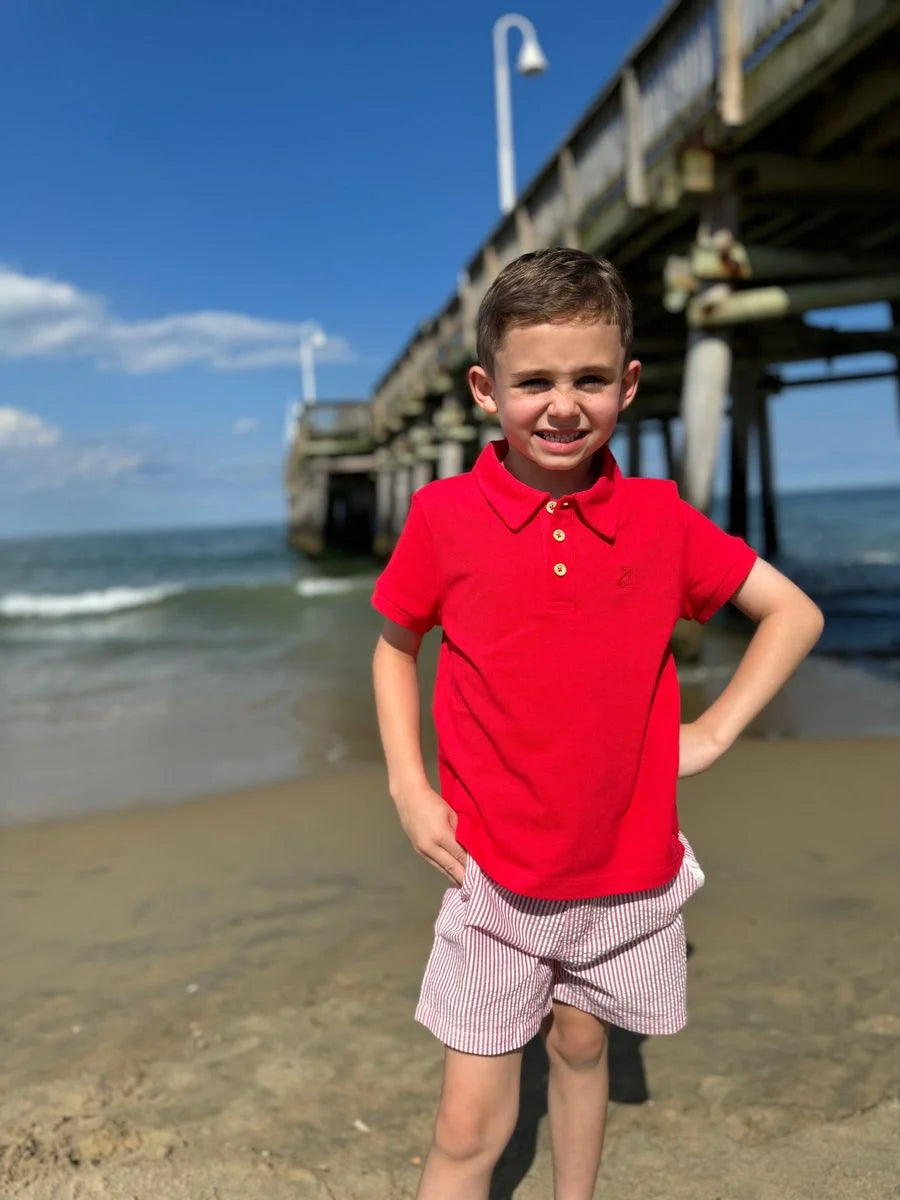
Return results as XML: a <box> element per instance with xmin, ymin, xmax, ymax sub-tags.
<box><xmin>2</xmin><ymin>736</ymin><xmax>899</xmax><ymax>1199</ymax></box>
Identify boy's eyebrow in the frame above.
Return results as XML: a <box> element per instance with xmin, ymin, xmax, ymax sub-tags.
<box><xmin>509</xmin><ymin>363</ymin><xmax>618</xmax><ymax>380</ymax></box>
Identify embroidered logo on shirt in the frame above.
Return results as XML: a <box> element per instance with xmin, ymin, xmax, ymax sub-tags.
<box><xmin>617</xmin><ymin>566</ymin><xmax>635</xmax><ymax>588</ymax></box>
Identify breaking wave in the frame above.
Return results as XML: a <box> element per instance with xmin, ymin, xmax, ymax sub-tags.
<box><xmin>296</xmin><ymin>577</ymin><xmax>375</xmax><ymax>598</ymax></box>
<box><xmin>0</xmin><ymin>584</ymin><xmax>186</xmax><ymax>619</ymax></box>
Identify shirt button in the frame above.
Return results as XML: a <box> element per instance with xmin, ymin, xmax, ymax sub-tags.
<box><xmin>553</xmin><ymin>563</ymin><xmax>567</xmax><ymax>577</ymax></box>
<box><xmin>545</xmin><ymin>500</ymin><xmax>557</xmax><ymax>513</ymax></box>
<box><xmin>560</xmin><ymin>501</ymin><xmax>570</xmax><ymax>508</ymax></box>
<box><xmin>553</xmin><ymin>529</ymin><xmax>565</xmax><ymax>541</ymax></box>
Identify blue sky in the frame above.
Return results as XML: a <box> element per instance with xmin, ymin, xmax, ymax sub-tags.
<box><xmin>1</xmin><ymin>0</ymin><xmax>897</xmax><ymax>536</ymax></box>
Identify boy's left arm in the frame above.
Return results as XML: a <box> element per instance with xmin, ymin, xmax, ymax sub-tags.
<box><xmin>679</xmin><ymin>558</ymin><xmax>824</xmax><ymax>778</ymax></box>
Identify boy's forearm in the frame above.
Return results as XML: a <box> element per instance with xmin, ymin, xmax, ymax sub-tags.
<box><xmin>695</xmin><ymin>597</ymin><xmax>823</xmax><ymax>749</ymax></box>
<box><xmin>372</xmin><ymin>636</ymin><xmax>432</xmax><ymax>801</ymax></box>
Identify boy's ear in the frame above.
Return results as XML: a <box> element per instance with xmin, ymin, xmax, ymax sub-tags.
<box><xmin>617</xmin><ymin>359</ymin><xmax>641</xmax><ymax>414</ymax></box>
<box><xmin>468</xmin><ymin>364</ymin><xmax>498</xmax><ymax>416</ymax></box>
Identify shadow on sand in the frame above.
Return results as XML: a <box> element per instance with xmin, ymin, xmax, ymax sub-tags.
<box><xmin>489</xmin><ymin>943</ymin><xmax>694</xmax><ymax>1199</ymax></box>
<box><xmin>487</xmin><ymin>1025</ymin><xmax>649</xmax><ymax>1199</ymax></box>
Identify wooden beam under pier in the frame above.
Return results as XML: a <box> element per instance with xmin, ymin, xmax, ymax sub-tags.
<box><xmin>688</xmin><ymin>274</ymin><xmax>900</xmax><ymax>328</ymax></box>
<box><xmin>801</xmin><ymin>62</ymin><xmax>899</xmax><ymax>155</ymax></box>
<box><xmin>622</xmin><ymin>66</ymin><xmax>648</xmax><ymax>209</ymax></box>
<box><xmin>680</xmin><ymin>244</ymin><xmax>900</xmax><ymax>285</ymax></box>
<box><xmin>717</xmin><ymin>0</ymin><xmax>744</xmax><ymax>127</ymax></box>
<box><xmin>768</xmin><ymin>368</ymin><xmax>900</xmax><ymax>393</ymax></box>
<box><xmin>720</xmin><ymin>155</ymin><xmax>900</xmax><ymax>202</ymax></box>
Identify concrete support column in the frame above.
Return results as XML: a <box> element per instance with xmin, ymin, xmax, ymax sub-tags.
<box><xmin>391</xmin><ymin>464</ymin><xmax>413</xmax><ymax>536</ymax></box>
<box><xmin>287</xmin><ymin>467</ymin><xmax>329</xmax><ymax>557</ymax></box>
<box><xmin>681</xmin><ymin>330</ymin><xmax>731</xmax><ymax>511</ymax></box>
<box><xmin>438</xmin><ymin>439</ymin><xmax>465</xmax><ymax>479</ymax></box>
<box><xmin>374</xmin><ymin>459</ymin><xmax>394</xmax><ymax>558</ymax></box>
<box><xmin>891</xmin><ymin>301</ymin><xmax>900</xmax><ymax>427</ymax></box>
<box><xmin>627</xmin><ymin>416</ymin><xmax>642</xmax><ymax>477</ymax></box>
<box><xmin>660</xmin><ymin>417</ymin><xmax>676</xmax><ymax>480</ymax></box>
<box><xmin>680</xmin><ymin>192</ymin><xmax>739</xmax><ymax>513</ymax></box>
<box><xmin>310</xmin><ymin>469</ymin><xmax>329</xmax><ymax>532</ymax></box>
<box><xmin>412</xmin><ymin>457</ymin><xmax>433</xmax><ymax>492</ymax></box>
<box><xmin>479</xmin><ymin>422</ymin><xmax>502</xmax><ymax>450</ymax></box>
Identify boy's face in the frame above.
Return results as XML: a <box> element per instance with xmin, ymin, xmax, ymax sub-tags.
<box><xmin>468</xmin><ymin>319</ymin><xmax>640</xmax><ymax>494</ymax></box>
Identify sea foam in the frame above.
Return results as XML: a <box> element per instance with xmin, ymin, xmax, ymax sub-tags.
<box><xmin>0</xmin><ymin>583</ymin><xmax>185</xmax><ymax>619</ymax></box>
<box><xmin>296</xmin><ymin>577</ymin><xmax>374</xmax><ymax>598</ymax></box>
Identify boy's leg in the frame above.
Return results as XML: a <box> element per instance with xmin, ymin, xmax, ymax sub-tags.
<box><xmin>542</xmin><ymin>1001</ymin><xmax>609</xmax><ymax>1200</ymax></box>
<box><xmin>417</xmin><ymin>1045</ymin><xmax>523</xmax><ymax>1200</ymax></box>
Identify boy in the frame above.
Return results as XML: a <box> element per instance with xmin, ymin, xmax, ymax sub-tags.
<box><xmin>371</xmin><ymin>248</ymin><xmax>823</xmax><ymax>1200</ymax></box>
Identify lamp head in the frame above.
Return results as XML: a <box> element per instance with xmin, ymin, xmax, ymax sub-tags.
<box><xmin>304</xmin><ymin>327</ymin><xmax>327</xmax><ymax>351</ymax></box>
<box><xmin>517</xmin><ymin>36</ymin><xmax>548</xmax><ymax>75</ymax></box>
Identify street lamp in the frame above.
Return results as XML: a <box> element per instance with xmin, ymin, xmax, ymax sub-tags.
<box><xmin>299</xmin><ymin>325</ymin><xmax>327</xmax><ymax>405</ymax></box>
<box><xmin>493</xmin><ymin>14</ymin><xmax>548</xmax><ymax>215</ymax></box>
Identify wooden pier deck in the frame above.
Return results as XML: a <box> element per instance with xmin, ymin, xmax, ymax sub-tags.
<box><xmin>286</xmin><ymin>0</ymin><xmax>900</xmax><ymax>558</ymax></box>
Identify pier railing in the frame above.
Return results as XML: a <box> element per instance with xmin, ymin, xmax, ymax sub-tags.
<box><xmin>292</xmin><ymin>401</ymin><xmax>373</xmax><ymax>456</ymax></box>
<box><xmin>371</xmin><ymin>0</ymin><xmax>822</xmax><ymax>438</ymax></box>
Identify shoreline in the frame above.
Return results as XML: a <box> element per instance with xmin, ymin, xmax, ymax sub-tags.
<box><xmin>4</xmin><ymin>636</ymin><xmax>900</xmax><ymax>831</ymax></box>
<box><xmin>3</xmin><ymin>737</ymin><xmax>899</xmax><ymax>1197</ymax></box>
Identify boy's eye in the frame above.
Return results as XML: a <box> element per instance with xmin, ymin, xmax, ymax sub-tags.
<box><xmin>516</xmin><ymin>375</ymin><xmax>609</xmax><ymax>389</ymax></box>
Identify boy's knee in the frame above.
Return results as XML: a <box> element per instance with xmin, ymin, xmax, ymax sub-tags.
<box><xmin>433</xmin><ymin>1095</ymin><xmax>517</xmax><ymax>1164</ymax></box>
<box><xmin>545</xmin><ymin>1013</ymin><xmax>608</xmax><ymax>1071</ymax></box>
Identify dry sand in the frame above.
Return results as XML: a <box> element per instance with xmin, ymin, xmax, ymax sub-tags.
<box><xmin>2</xmin><ymin>737</ymin><xmax>899</xmax><ymax>1199</ymax></box>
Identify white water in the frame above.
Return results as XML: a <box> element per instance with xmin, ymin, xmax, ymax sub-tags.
<box><xmin>296</xmin><ymin>576</ymin><xmax>375</xmax><ymax>598</ymax></box>
<box><xmin>0</xmin><ymin>583</ymin><xmax>185</xmax><ymax>619</ymax></box>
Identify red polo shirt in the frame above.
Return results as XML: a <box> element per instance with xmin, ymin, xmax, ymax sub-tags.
<box><xmin>373</xmin><ymin>440</ymin><xmax>756</xmax><ymax>900</ymax></box>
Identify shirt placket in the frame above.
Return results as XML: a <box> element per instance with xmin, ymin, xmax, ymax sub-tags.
<box><xmin>544</xmin><ymin>498</ymin><xmax>575</xmax><ymax>609</ymax></box>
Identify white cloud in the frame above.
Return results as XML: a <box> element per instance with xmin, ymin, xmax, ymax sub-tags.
<box><xmin>5</xmin><ymin>443</ymin><xmax>153</xmax><ymax>492</ymax></box>
<box><xmin>232</xmin><ymin>417</ymin><xmax>260</xmax><ymax>435</ymax></box>
<box><xmin>0</xmin><ymin>266</ymin><xmax>354</xmax><ymax>374</ymax></box>
<box><xmin>0</xmin><ymin>406</ymin><xmax>61</xmax><ymax>448</ymax></box>
<box><xmin>200</xmin><ymin>456</ymin><xmax>281</xmax><ymax>485</ymax></box>
<box><xmin>69</xmin><ymin>446</ymin><xmax>144</xmax><ymax>479</ymax></box>
<box><xmin>0</xmin><ymin>406</ymin><xmax>158</xmax><ymax>491</ymax></box>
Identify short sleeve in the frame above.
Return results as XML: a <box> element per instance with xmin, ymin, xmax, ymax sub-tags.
<box><xmin>371</xmin><ymin>493</ymin><xmax>442</xmax><ymax>633</ymax></box>
<box><xmin>680</xmin><ymin>500</ymin><xmax>757</xmax><ymax>623</ymax></box>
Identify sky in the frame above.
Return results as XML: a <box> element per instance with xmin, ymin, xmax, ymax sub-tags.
<box><xmin>0</xmin><ymin>0</ymin><xmax>897</xmax><ymax>537</ymax></box>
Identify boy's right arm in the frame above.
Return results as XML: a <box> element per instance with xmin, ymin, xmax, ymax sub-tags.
<box><xmin>373</xmin><ymin>619</ymin><xmax>467</xmax><ymax>885</ymax></box>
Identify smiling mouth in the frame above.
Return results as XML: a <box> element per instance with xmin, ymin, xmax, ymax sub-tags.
<box><xmin>535</xmin><ymin>431</ymin><xmax>588</xmax><ymax>443</ymax></box>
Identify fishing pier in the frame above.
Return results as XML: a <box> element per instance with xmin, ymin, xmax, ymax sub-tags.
<box><xmin>286</xmin><ymin>0</ymin><xmax>900</xmax><ymax>559</ymax></box>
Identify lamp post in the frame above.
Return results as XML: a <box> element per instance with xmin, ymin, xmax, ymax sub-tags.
<box><xmin>299</xmin><ymin>325</ymin><xmax>327</xmax><ymax>405</ymax></box>
<box><xmin>284</xmin><ymin>325</ymin><xmax>328</xmax><ymax>448</ymax></box>
<box><xmin>493</xmin><ymin>14</ymin><xmax>548</xmax><ymax>215</ymax></box>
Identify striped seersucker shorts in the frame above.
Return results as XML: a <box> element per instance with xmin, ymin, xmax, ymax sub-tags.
<box><xmin>415</xmin><ymin>835</ymin><xmax>705</xmax><ymax>1055</ymax></box>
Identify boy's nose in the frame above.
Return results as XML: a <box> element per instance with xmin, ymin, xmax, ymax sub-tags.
<box><xmin>547</xmin><ymin>388</ymin><xmax>579</xmax><ymax>417</ymax></box>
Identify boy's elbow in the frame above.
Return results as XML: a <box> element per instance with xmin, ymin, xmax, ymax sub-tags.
<box><xmin>809</xmin><ymin>599</ymin><xmax>825</xmax><ymax>643</ymax></box>
<box><xmin>795</xmin><ymin>593</ymin><xmax>824</xmax><ymax>649</ymax></box>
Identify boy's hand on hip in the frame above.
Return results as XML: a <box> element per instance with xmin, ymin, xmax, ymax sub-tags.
<box><xmin>394</xmin><ymin>785</ymin><xmax>468</xmax><ymax>885</ymax></box>
<box><xmin>678</xmin><ymin>720</ymin><xmax>729</xmax><ymax>778</ymax></box>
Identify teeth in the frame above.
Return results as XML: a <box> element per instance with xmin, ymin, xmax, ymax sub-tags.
<box><xmin>538</xmin><ymin>432</ymin><xmax>583</xmax><ymax>442</ymax></box>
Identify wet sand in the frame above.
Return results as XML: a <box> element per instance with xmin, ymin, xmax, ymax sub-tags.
<box><xmin>2</xmin><ymin>737</ymin><xmax>899</xmax><ymax>1198</ymax></box>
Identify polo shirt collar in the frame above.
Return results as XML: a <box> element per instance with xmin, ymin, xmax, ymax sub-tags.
<box><xmin>474</xmin><ymin>439</ymin><xmax>622</xmax><ymax>540</ymax></box>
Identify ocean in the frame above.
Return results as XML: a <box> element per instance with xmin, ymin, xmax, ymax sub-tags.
<box><xmin>1</xmin><ymin>485</ymin><xmax>898</xmax><ymax>825</ymax></box>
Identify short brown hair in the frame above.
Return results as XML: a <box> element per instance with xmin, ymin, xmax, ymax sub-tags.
<box><xmin>475</xmin><ymin>248</ymin><xmax>633</xmax><ymax>374</ymax></box>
